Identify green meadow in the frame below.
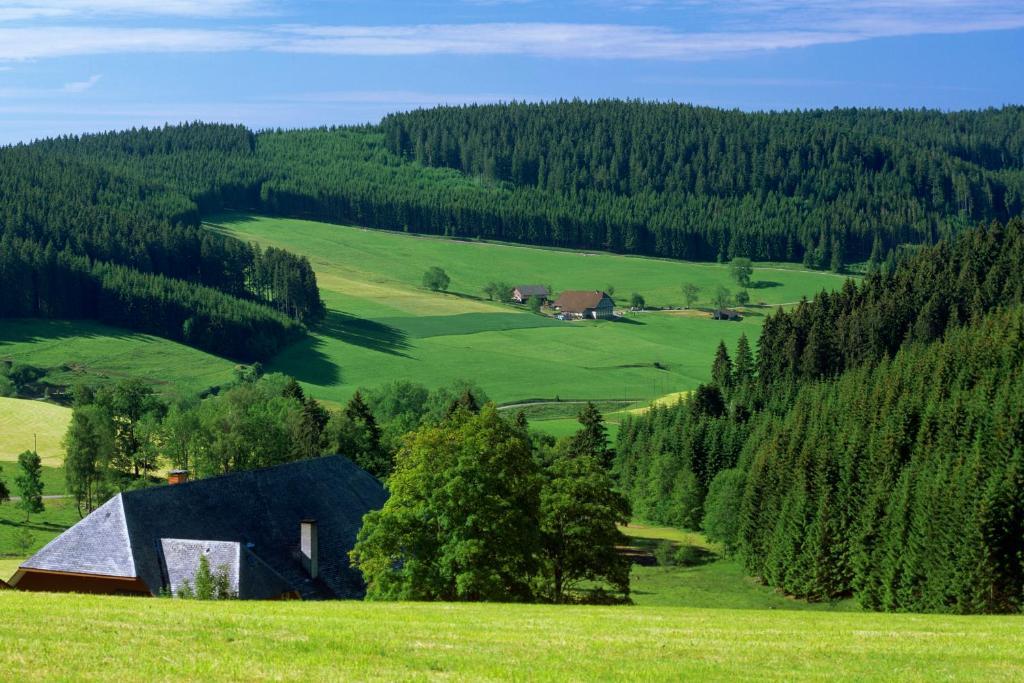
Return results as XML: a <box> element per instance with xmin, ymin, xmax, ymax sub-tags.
<box><xmin>0</xmin><ymin>319</ymin><xmax>238</xmax><ymax>400</ymax></box>
<box><xmin>208</xmin><ymin>214</ymin><xmax>848</xmax><ymax>421</ymax></box>
<box><xmin>0</xmin><ymin>398</ymin><xmax>71</xmax><ymax>467</ymax></box>
<box><xmin>1</xmin><ymin>590</ymin><xmax>1021</xmax><ymax>681</ymax></box>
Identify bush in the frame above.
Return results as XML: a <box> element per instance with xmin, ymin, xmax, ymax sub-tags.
<box><xmin>422</xmin><ymin>266</ymin><xmax>450</xmax><ymax>292</ymax></box>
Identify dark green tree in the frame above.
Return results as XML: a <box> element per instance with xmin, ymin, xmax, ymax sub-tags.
<box><xmin>351</xmin><ymin>405</ymin><xmax>542</xmax><ymax>601</ymax></box>
<box><xmin>568</xmin><ymin>403</ymin><xmax>613</xmax><ymax>468</ymax></box>
<box><xmin>729</xmin><ymin>258</ymin><xmax>754</xmax><ymax>287</ymax></box>
<box><xmin>15</xmin><ymin>450</ymin><xmax>44</xmax><ymax>521</ymax></box>
<box><xmin>682</xmin><ymin>282</ymin><xmax>701</xmax><ymax>308</ymax></box>
<box><xmin>422</xmin><ymin>266</ymin><xmax>450</xmax><ymax>292</ymax></box>
<box><xmin>538</xmin><ymin>438</ymin><xmax>631</xmax><ymax>603</ymax></box>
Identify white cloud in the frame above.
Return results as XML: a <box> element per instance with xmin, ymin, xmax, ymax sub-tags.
<box><xmin>0</xmin><ymin>27</ymin><xmax>262</xmax><ymax>60</ymax></box>
<box><xmin>62</xmin><ymin>73</ymin><xmax>100</xmax><ymax>92</ymax></box>
<box><xmin>0</xmin><ymin>0</ymin><xmax>265</xmax><ymax>21</ymax></box>
<box><xmin>0</xmin><ymin>2</ymin><xmax>1021</xmax><ymax>63</ymax></box>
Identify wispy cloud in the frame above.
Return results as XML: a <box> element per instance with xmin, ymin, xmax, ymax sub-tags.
<box><xmin>0</xmin><ymin>1</ymin><xmax>1022</xmax><ymax>62</ymax></box>
<box><xmin>0</xmin><ymin>0</ymin><xmax>265</xmax><ymax>21</ymax></box>
<box><xmin>62</xmin><ymin>73</ymin><xmax>101</xmax><ymax>92</ymax></box>
<box><xmin>0</xmin><ymin>27</ymin><xmax>262</xmax><ymax>60</ymax></box>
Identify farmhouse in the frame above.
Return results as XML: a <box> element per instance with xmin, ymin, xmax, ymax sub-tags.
<box><xmin>512</xmin><ymin>285</ymin><xmax>549</xmax><ymax>304</ymax></box>
<box><xmin>10</xmin><ymin>456</ymin><xmax>386</xmax><ymax>600</ymax></box>
<box><xmin>712</xmin><ymin>309</ymin><xmax>742</xmax><ymax>321</ymax></box>
<box><xmin>553</xmin><ymin>291</ymin><xmax>615</xmax><ymax>319</ymax></box>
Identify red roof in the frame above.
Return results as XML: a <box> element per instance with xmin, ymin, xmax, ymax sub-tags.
<box><xmin>554</xmin><ymin>291</ymin><xmax>612</xmax><ymax>313</ymax></box>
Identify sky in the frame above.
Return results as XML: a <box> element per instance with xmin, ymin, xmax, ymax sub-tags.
<box><xmin>0</xmin><ymin>1</ymin><xmax>1021</xmax><ymax>143</ymax></box>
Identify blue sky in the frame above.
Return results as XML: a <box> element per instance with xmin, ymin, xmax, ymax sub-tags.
<box><xmin>0</xmin><ymin>1</ymin><xmax>1022</xmax><ymax>143</ymax></box>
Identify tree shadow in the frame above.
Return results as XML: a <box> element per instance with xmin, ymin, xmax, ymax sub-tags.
<box><xmin>316</xmin><ymin>311</ymin><xmax>412</xmax><ymax>358</ymax></box>
<box><xmin>750</xmin><ymin>280</ymin><xmax>782</xmax><ymax>289</ymax></box>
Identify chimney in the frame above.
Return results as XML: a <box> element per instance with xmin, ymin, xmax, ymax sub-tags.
<box><xmin>300</xmin><ymin>519</ymin><xmax>318</xmax><ymax>579</ymax></box>
<box><xmin>168</xmin><ymin>470</ymin><xmax>189</xmax><ymax>486</ymax></box>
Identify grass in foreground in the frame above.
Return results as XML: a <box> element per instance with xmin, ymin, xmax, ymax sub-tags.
<box><xmin>208</xmin><ymin>213</ymin><xmax>847</xmax><ymax>416</ymax></box>
<box><xmin>1</xmin><ymin>592</ymin><xmax>1021</xmax><ymax>681</ymax></box>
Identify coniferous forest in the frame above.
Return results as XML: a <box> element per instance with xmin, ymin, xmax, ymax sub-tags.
<box><xmin>3</xmin><ymin>104</ymin><xmax>1024</xmax><ymax>360</ymax></box>
<box><xmin>615</xmin><ymin>217</ymin><xmax>1024</xmax><ymax>613</ymax></box>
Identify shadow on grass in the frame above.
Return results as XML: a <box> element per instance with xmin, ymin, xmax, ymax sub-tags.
<box><xmin>0</xmin><ymin>519</ymin><xmax>71</xmax><ymax>532</ymax></box>
<box><xmin>750</xmin><ymin>280</ymin><xmax>782</xmax><ymax>289</ymax></box>
<box><xmin>613</xmin><ymin>316</ymin><xmax>646</xmax><ymax>325</ymax></box>
<box><xmin>317</xmin><ymin>311</ymin><xmax>412</xmax><ymax>358</ymax></box>
<box><xmin>625</xmin><ymin>536</ymin><xmax>720</xmax><ymax>568</ymax></box>
<box><xmin>0</xmin><ymin>318</ymin><xmax>143</xmax><ymax>351</ymax></box>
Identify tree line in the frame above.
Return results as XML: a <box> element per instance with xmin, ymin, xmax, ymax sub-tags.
<box><xmin>380</xmin><ymin>101</ymin><xmax>1024</xmax><ymax>264</ymax></box>
<box><xmin>615</xmin><ymin>217</ymin><xmax>1024</xmax><ymax>613</ymax></box>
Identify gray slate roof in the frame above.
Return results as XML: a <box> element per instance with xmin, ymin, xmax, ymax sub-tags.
<box><xmin>514</xmin><ymin>285</ymin><xmax>549</xmax><ymax>297</ymax></box>
<box><xmin>21</xmin><ymin>455</ymin><xmax>386</xmax><ymax>599</ymax></box>
<box><xmin>22</xmin><ymin>494</ymin><xmax>135</xmax><ymax>577</ymax></box>
<box><xmin>160</xmin><ymin>539</ymin><xmax>293</xmax><ymax>600</ymax></box>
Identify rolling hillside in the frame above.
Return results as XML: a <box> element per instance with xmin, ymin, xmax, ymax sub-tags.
<box><xmin>208</xmin><ymin>213</ymin><xmax>847</xmax><ymax>415</ymax></box>
<box><xmin>0</xmin><ymin>398</ymin><xmax>70</xmax><ymax>467</ymax></box>
<box><xmin>0</xmin><ymin>319</ymin><xmax>240</xmax><ymax>401</ymax></box>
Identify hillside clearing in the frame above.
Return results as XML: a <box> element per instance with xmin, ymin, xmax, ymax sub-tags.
<box><xmin>207</xmin><ymin>214</ymin><xmax>846</xmax><ymax>424</ymax></box>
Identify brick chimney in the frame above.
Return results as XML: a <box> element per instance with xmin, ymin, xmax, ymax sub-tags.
<box><xmin>300</xmin><ymin>519</ymin><xmax>318</xmax><ymax>579</ymax></box>
<box><xmin>168</xmin><ymin>470</ymin><xmax>189</xmax><ymax>486</ymax></box>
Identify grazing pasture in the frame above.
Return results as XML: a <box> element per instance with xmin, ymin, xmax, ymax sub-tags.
<box><xmin>1</xmin><ymin>591</ymin><xmax>1020</xmax><ymax>681</ymax></box>
<box><xmin>0</xmin><ymin>398</ymin><xmax>71</xmax><ymax>467</ymax></box>
<box><xmin>208</xmin><ymin>214</ymin><xmax>847</xmax><ymax>426</ymax></box>
<box><xmin>0</xmin><ymin>319</ymin><xmax>239</xmax><ymax>400</ymax></box>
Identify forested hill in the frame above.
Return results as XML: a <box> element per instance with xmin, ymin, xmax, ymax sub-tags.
<box><xmin>615</xmin><ymin>217</ymin><xmax>1024</xmax><ymax>613</ymax></box>
<box><xmin>4</xmin><ymin>105</ymin><xmax>1024</xmax><ymax>361</ymax></box>
<box><xmin>0</xmin><ymin>124</ymin><xmax>323</xmax><ymax>361</ymax></box>
<box><xmin>380</xmin><ymin>103</ymin><xmax>1024</xmax><ymax>264</ymax></box>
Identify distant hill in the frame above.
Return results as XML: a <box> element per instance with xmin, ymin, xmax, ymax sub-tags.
<box><xmin>4</xmin><ymin>103</ymin><xmax>1023</xmax><ymax>361</ymax></box>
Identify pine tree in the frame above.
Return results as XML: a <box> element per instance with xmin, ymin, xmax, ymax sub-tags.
<box><xmin>711</xmin><ymin>342</ymin><xmax>734</xmax><ymax>391</ymax></box>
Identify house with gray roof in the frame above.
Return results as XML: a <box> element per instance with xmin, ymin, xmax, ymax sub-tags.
<box><xmin>512</xmin><ymin>285</ymin><xmax>550</xmax><ymax>304</ymax></box>
<box><xmin>10</xmin><ymin>455</ymin><xmax>386</xmax><ymax>600</ymax></box>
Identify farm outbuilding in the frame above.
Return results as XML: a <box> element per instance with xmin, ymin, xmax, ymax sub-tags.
<box><xmin>712</xmin><ymin>309</ymin><xmax>742</xmax><ymax>321</ymax></box>
<box><xmin>10</xmin><ymin>456</ymin><xmax>386</xmax><ymax>600</ymax></box>
<box><xmin>553</xmin><ymin>291</ymin><xmax>615</xmax><ymax>319</ymax></box>
<box><xmin>512</xmin><ymin>285</ymin><xmax>550</xmax><ymax>304</ymax></box>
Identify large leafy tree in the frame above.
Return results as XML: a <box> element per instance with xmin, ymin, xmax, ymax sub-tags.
<box><xmin>351</xmin><ymin>405</ymin><xmax>542</xmax><ymax>601</ymax></box>
<box><xmin>63</xmin><ymin>404</ymin><xmax>115</xmax><ymax>515</ymax></box>
<box><xmin>538</xmin><ymin>438</ymin><xmax>631</xmax><ymax>602</ymax></box>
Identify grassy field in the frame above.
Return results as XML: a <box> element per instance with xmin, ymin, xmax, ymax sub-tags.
<box><xmin>0</xmin><ymin>496</ymin><xmax>78</xmax><ymax>558</ymax></box>
<box><xmin>621</xmin><ymin>523</ymin><xmax>858</xmax><ymax>611</ymax></box>
<box><xmin>208</xmin><ymin>214</ymin><xmax>848</xmax><ymax>427</ymax></box>
<box><xmin>1</xmin><ymin>592</ymin><xmax>1021</xmax><ymax>681</ymax></box>
<box><xmin>0</xmin><ymin>397</ymin><xmax>71</xmax><ymax>466</ymax></box>
<box><xmin>0</xmin><ymin>319</ymin><xmax>239</xmax><ymax>400</ymax></box>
